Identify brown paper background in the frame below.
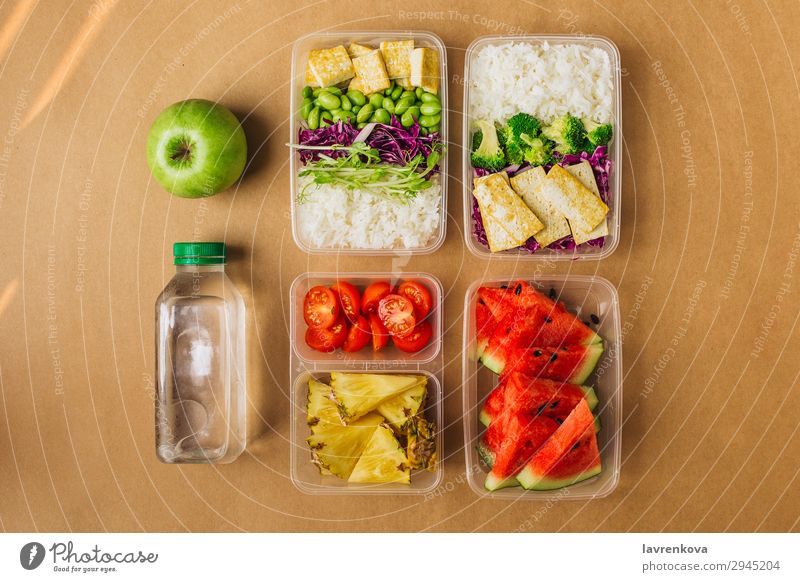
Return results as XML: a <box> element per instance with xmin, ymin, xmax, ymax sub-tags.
<box><xmin>1</xmin><ymin>0</ymin><xmax>799</xmax><ymax>532</ymax></box>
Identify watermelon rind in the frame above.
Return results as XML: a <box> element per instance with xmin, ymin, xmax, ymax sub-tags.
<box><xmin>484</xmin><ymin>470</ymin><xmax>519</xmax><ymax>491</ymax></box>
<box><xmin>519</xmin><ymin>463</ymin><xmax>602</xmax><ymax>491</ymax></box>
<box><xmin>477</xmin><ymin>439</ymin><xmax>496</xmax><ymax>468</ymax></box>
<box><xmin>480</xmin><ymin>349</ymin><xmax>505</xmax><ymax>375</ymax></box>
<box><xmin>570</xmin><ymin>342</ymin><xmax>604</xmax><ymax>384</ymax></box>
<box><xmin>479</xmin><ymin>408</ymin><xmax>493</xmax><ymax>427</ymax></box>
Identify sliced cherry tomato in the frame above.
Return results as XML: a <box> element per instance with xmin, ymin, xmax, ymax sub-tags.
<box><xmin>391</xmin><ymin>320</ymin><xmax>432</xmax><ymax>353</ymax></box>
<box><xmin>342</xmin><ymin>315</ymin><xmax>371</xmax><ymax>352</ymax></box>
<box><xmin>303</xmin><ymin>286</ymin><xmax>339</xmax><ymax>329</ymax></box>
<box><xmin>378</xmin><ymin>294</ymin><xmax>416</xmax><ymax>338</ymax></box>
<box><xmin>362</xmin><ymin>281</ymin><xmax>391</xmax><ymax>315</ymax></box>
<box><xmin>397</xmin><ymin>281</ymin><xmax>433</xmax><ymax>320</ymax></box>
<box><xmin>305</xmin><ymin>316</ymin><xmax>348</xmax><ymax>352</ymax></box>
<box><xmin>369</xmin><ymin>313</ymin><xmax>390</xmax><ymax>352</ymax></box>
<box><xmin>331</xmin><ymin>281</ymin><xmax>361</xmax><ymax>324</ymax></box>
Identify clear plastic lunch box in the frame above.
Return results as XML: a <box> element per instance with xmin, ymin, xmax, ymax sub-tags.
<box><xmin>461</xmin><ymin>275</ymin><xmax>622</xmax><ymax>500</ymax></box>
<box><xmin>462</xmin><ymin>35</ymin><xmax>622</xmax><ymax>261</ymax></box>
<box><xmin>289</xmin><ymin>31</ymin><xmax>448</xmax><ymax>256</ymax></box>
<box><xmin>290</xmin><ymin>272</ymin><xmax>444</xmax><ymax>495</ymax></box>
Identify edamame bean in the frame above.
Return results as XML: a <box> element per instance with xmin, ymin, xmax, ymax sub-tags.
<box><xmin>420</xmin><ymin>92</ymin><xmax>439</xmax><ymax>104</ymax></box>
<box><xmin>320</xmin><ymin>110</ymin><xmax>333</xmax><ymax>126</ymax></box>
<box><xmin>419</xmin><ymin>127</ymin><xmax>429</xmax><ymax>136</ymax></box>
<box><xmin>394</xmin><ymin>97</ymin><xmax>414</xmax><ymax>116</ymax></box>
<box><xmin>325</xmin><ymin>86</ymin><xmax>342</xmax><ymax>96</ymax></box>
<box><xmin>340</xmin><ymin>95</ymin><xmax>352</xmax><ymax>111</ymax></box>
<box><xmin>382</xmin><ymin>97</ymin><xmax>395</xmax><ymax>114</ymax></box>
<box><xmin>300</xmin><ymin>97</ymin><xmax>313</xmax><ymax>119</ymax></box>
<box><xmin>415</xmin><ymin>87</ymin><xmax>425</xmax><ymax>99</ymax></box>
<box><xmin>419</xmin><ymin>113</ymin><xmax>440</xmax><ymax>127</ymax></box>
<box><xmin>390</xmin><ymin>85</ymin><xmax>403</xmax><ymax>100</ymax></box>
<box><xmin>302</xmin><ymin>86</ymin><xmax>313</xmax><ymax>99</ymax></box>
<box><xmin>356</xmin><ymin>121</ymin><xmax>367</xmax><ymax>129</ymax></box>
<box><xmin>400</xmin><ymin>106</ymin><xmax>421</xmax><ymax>127</ymax></box>
<box><xmin>401</xmin><ymin>90</ymin><xmax>416</xmax><ymax>101</ymax></box>
<box><xmin>356</xmin><ymin>104</ymin><xmax>374</xmax><ymax>123</ymax></box>
<box><xmin>384</xmin><ymin>80</ymin><xmax>396</xmax><ymax>95</ymax></box>
<box><xmin>371</xmin><ymin>108</ymin><xmax>391</xmax><ymax>124</ymax></box>
<box><xmin>428</xmin><ymin>124</ymin><xmax>440</xmax><ymax>134</ymax></box>
<box><xmin>308</xmin><ymin>106</ymin><xmax>320</xmax><ymax>130</ymax></box>
<box><xmin>420</xmin><ymin>101</ymin><xmax>441</xmax><ymax>116</ymax></box>
<box><xmin>333</xmin><ymin>109</ymin><xmax>354</xmax><ymax>123</ymax></box>
<box><xmin>351</xmin><ymin>104</ymin><xmax>361</xmax><ymax>114</ymax></box>
<box><xmin>317</xmin><ymin>91</ymin><xmax>341</xmax><ymax>111</ymax></box>
<box><xmin>369</xmin><ymin>93</ymin><xmax>384</xmax><ymax>108</ymax></box>
<box><xmin>346</xmin><ymin>89</ymin><xmax>366</xmax><ymax>106</ymax></box>
<box><xmin>312</xmin><ymin>87</ymin><xmax>323</xmax><ymax>97</ymax></box>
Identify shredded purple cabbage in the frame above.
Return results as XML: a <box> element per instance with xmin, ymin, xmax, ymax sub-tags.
<box><xmin>297</xmin><ymin>118</ymin><xmax>443</xmax><ymax>174</ymax></box>
<box><xmin>472</xmin><ymin>146</ymin><xmax>612</xmax><ymax>253</ymax></box>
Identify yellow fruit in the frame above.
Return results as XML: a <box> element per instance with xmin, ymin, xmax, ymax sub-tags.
<box><xmin>307</xmin><ymin>412</ymin><xmax>383</xmax><ymax>479</ymax></box>
<box><xmin>306</xmin><ymin>379</ymin><xmax>342</xmax><ymax>432</ymax></box>
<box><xmin>331</xmin><ymin>372</ymin><xmax>423</xmax><ymax>422</ymax></box>
<box><xmin>406</xmin><ymin>415</ymin><xmax>437</xmax><ymax>471</ymax></box>
<box><xmin>348</xmin><ymin>425</ymin><xmax>410</xmax><ymax>484</ymax></box>
<box><xmin>375</xmin><ymin>380</ymin><xmax>427</xmax><ymax>430</ymax></box>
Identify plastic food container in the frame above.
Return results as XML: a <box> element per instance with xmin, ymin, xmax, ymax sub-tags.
<box><xmin>290</xmin><ymin>272</ymin><xmax>444</xmax><ymax>495</ymax></box>
<box><xmin>461</xmin><ymin>275</ymin><xmax>622</xmax><ymax>500</ymax></box>
<box><xmin>289</xmin><ymin>31</ymin><xmax>448</xmax><ymax>256</ymax></box>
<box><xmin>462</xmin><ymin>35</ymin><xmax>622</xmax><ymax>261</ymax></box>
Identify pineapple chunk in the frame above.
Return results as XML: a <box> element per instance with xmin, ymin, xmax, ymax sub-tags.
<box><xmin>375</xmin><ymin>380</ymin><xmax>427</xmax><ymax>430</ymax></box>
<box><xmin>331</xmin><ymin>372</ymin><xmax>423</xmax><ymax>422</ymax></box>
<box><xmin>306</xmin><ymin>379</ymin><xmax>341</xmax><ymax>432</ymax></box>
<box><xmin>348</xmin><ymin>425</ymin><xmax>410</xmax><ymax>484</ymax></box>
<box><xmin>406</xmin><ymin>415</ymin><xmax>437</xmax><ymax>471</ymax></box>
<box><xmin>307</xmin><ymin>412</ymin><xmax>383</xmax><ymax>479</ymax></box>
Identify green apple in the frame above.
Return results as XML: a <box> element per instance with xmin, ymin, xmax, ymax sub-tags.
<box><xmin>146</xmin><ymin>99</ymin><xmax>247</xmax><ymax>198</ymax></box>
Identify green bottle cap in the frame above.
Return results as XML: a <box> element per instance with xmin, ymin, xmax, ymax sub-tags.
<box><xmin>173</xmin><ymin>242</ymin><xmax>226</xmax><ymax>265</ymax></box>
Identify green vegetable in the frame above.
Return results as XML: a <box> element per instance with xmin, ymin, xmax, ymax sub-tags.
<box><xmin>290</xmin><ymin>141</ymin><xmax>444</xmax><ymax>203</ymax></box>
<box><xmin>501</xmin><ymin>112</ymin><xmax>540</xmax><ymax>164</ymax></box>
<box><xmin>401</xmin><ymin>106</ymin><xmax>420</xmax><ymax>128</ymax></box>
<box><xmin>302</xmin><ymin>86</ymin><xmax>313</xmax><ymax>99</ymax></box>
<box><xmin>356</xmin><ymin>104</ymin><xmax>374</xmax><ymax>123</ymax></box>
<box><xmin>420</xmin><ymin>101</ymin><xmax>441</xmax><ymax>116</ymax></box>
<box><xmin>339</xmin><ymin>95</ymin><xmax>352</xmax><ymax>111</ymax></box>
<box><xmin>347</xmin><ymin>89</ymin><xmax>366</xmax><ymax>106</ymax></box>
<box><xmin>582</xmin><ymin>118</ymin><xmax>613</xmax><ymax>149</ymax></box>
<box><xmin>391</xmin><ymin>85</ymin><xmax>403</xmax><ymax>100</ymax></box>
<box><xmin>325</xmin><ymin>86</ymin><xmax>343</xmax><ymax>96</ymax></box>
<box><xmin>382</xmin><ymin>97</ymin><xmax>395</xmax><ymax>114</ymax></box>
<box><xmin>317</xmin><ymin>91</ymin><xmax>341</xmax><ymax>111</ymax></box>
<box><xmin>369</xmin><ymin>93</ymin><xmax>384</xmax><ymax>109</ymax></box>
<box><xmin>520</xmin><ymin>135</ymin><xmax>553</xmax><ymax>166</ymax></box>
<box><xmin>428</xmin><ymin>124</ymin><xmax>440</xmax><ymax>134</ymax></box>
<box><xmin>541</xmin><ymin>113</ymin><xmax>585</xmax><ymax>155</ymax></box>
<box><xmin>356</xmin><ymin>121</ymin><xmax>367</xmax><ymax>129</ymax></box>
<box><xmin>395</xmin><ymin>97</ymin><xmax>414</xmax><ymax>116</ymax></box>
<box><xmin>415</xmin><ymin>87</ymin><xmax>425</xmax><ymax>99</ymax></box>
<box><xmin>371</xmin><ymin>108</ymin><xmax>391</xmax><ymax>124</ymax></box>
<box><xmin>320</xmin><ymin>110</ymin><xmax>333</xmax><ymax>127</ymax></box>
<box><xmin>300</xmin><ymin>98</ymin><xmax>313</xmax><ymax>119</ymax></box>
<box><xmin>384</xmin><ymin>80</ymin><xmax>395</xmax><ymax>95</ymax></box>
<box><xmin>419</xmin><ymin>113</ymin><xmax>440</xmax><ymax>127</ymax></box>
<box><xmin>420</xmin><ymin>92</ymin><xmax>439</xmax><ymax>104</ymax></box>
<box><xmin>470</xmin><ymin>119</ymin><xmax>506</xmax><ymax>171</ymax></box>
<box><xmin>401</xmin><ymin>90</ymin><xmax>416</xmax><ymax>101</ymax></box>
<box><xmin>308</xmin><ymin>106</ymin><xmax>321</xmax><ymax>130</ymax></box>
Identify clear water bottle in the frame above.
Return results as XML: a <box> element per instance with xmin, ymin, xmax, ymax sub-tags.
<box><xmin>155</xmin><ymin>242</ymin><xmax>246</xmax><ymax>464</ymax></box>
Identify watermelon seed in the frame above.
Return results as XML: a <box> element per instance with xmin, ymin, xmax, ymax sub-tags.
<box><xmin>544</xmin><ymin>316</ymin><xmax>553</xmax><ymax>323</ymax></box>
<box><xmin>590</xmin><ymin>313</ymin><xmax>600</xmax><ymax>324</ymax></box>
<box><xmin>548</xmin><ymin>288</ymin><xmax>556</xmax><ymax>299</ymax></box>
<box><xmin>549</xmin><ymin>353</ymin><xmax>558</xmax><ymax>362</ymax></box>
<box><xmin>536</xmin><ymin>404</ymin><xmax>546</xmax><ymax>415</ymax></box>
<box><xmin>515</xmin><ymin>284</ymin><xmax>522</xmax><ymax>295</ymax></box>
<box><xmin>500</xmin><ymin>284</ymin><xmax>508</xmax><ymax>289</ymax></box>
<box><xmin>550</xmin><ymin>400</ymin><xmax>560</xmax><ymax>409</ymax></box>
<box><xmin>533</xmin><ymin>350</ymin><xmax>543</xmax><ymax>357</ymax></box>
<box><xmin>561</xmin><ymin>346</ymin><xmax>569</xmax><ymax>351</ymax></box>
<box><xmin>583</xmin><ymin>320</ymin><xmax>592</xmax><ymax>326</ymax></box>
<box><xmin>572</xmin><ymin>442</ymin><xmax>580</xmax><ymax>451</ymax></box>
<box><xmin>556</xmin><ymin>418</ymin><xmax>564</xmax><ymax>424</ymax></box>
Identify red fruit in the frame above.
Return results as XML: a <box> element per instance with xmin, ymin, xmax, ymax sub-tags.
<box><xmin>331</xmin><ymin>281</ymin><xmax>361</xmax><ymax>324</ymax></box>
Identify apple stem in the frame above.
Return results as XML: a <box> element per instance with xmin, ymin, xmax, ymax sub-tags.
<box><xmin>171</xmin><ymin>141</ymin><xmax>193</xmax><ymax>162</ymax></box>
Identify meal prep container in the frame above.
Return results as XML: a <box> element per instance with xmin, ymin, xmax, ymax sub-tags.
<box><xmin>462</xmin><ymin>35</ymin><xmax>622</xmax><ymax>261</ymax></box>
<box><xmin>290</xmin><ymin>272</ymin><xmax>444</xmax><ymax>495</ymax></box>
<box><xmin>461</xmin><ymin>275</ymin><xmax>622</xmax><ymax>500</ymax></box>
<box><xmin>289</xmin><ymin>31</ymin><xmax>448</xmax><ymax>256</ymax></box>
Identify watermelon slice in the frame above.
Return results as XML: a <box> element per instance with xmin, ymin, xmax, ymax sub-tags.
<box><xmin>475</xmin><ymin>302</ymin><xmax>498</xmax><ymax>359</ymax></box>
<box><xmin>517</xmin><ymin>399</ymin><xmax>598</xmax><ymax>490</ymax></box>
<box><xmin>484</xmin><ymin>413</ymin><xmax>559</xmax><ymax>491</ymax></box>
<box><xmin>479</xmin><ymin>374</ymin><xmax>598</xmax><ymax>426</ymax></box>
<box><xmin>485</xmin><ymin>343</ymin><xmax>603</xmax><ymax>383</ymax></box>
<box><xmin>478</xmin><ymin>281</ymin><xmax>556</xmax><ymax>320</ymax></box>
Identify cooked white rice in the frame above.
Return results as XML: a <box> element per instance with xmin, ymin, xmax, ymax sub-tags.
<box><xmin>469</xmin><ymin>41</ymin><xmax>613</xmax><ymax>125</ymax></box>
<box><xmin>296</xmin><ymin>175</ymin><xmax>441</xmax><ymax>249</ymax></box>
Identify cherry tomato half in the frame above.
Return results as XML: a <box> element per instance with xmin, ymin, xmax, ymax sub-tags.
<box><xmin>303</xmin><ymin>286</ymin><xmax>339</xmax><ymax>329</ymax></box>
<box><xmin>331</xmin><ymin>281</ymin><xmax>361</xmax><ymax>324</ymax></box>
<box><xmin>368</xmin><ymin>313</ymin><xmax>390</xmax><ymax>352</ymax></box>
<box><xmin>391</xmin><ymin>320</ymin><xmax>432</xmax><ymax>353</ymax></box>
<box><xmin>362</xmin><ymin>281</ymin><xmax>391</xmax><ymax>315</ymax></box>
<box><xmin>378</xmin><ymin>294</ymin><xmax>416</xmax><ymax>338</ymax></box>
<box><xmin>397</xmin><ymin>281</ymin><xmax>433</xmax><ymax>320</ymax></box>
<box><xmin>305</xmin><ymin>316</ymin><xmax>348</xmax><ymax>352</ymax></box>
<box><xmin>342</xmin><ymin>315</ymin><xmax>371</xmax><ymax>353</ymax></box>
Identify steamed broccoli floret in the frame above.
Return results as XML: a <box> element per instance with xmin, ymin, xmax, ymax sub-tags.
<box><xmin>520</xmin><ymin>135</ymin><xmax>553</xmax><ymax>166</ymax></box>
<box><xmin>470</xmin><ymin>119</ymin><xmax>506</xmax><ymax>171</ymax></box>
<box><xmin>582</xmin><ymin>118</ymin><xmax>613</xmax><ymax>149</ymax></box>
<box><xmin>502</xmin><ymin>113</ymin><xmax>541</xmax><ymax>165</ymax></box>
<box><xmin>541</xmin><ymin>114</ymin><xmax>585</xmax><ymax>155</ymax></box>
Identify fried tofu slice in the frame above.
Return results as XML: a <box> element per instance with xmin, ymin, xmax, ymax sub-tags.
<box><xmin>348</xmin><ymin>76</ymin><xmax>369</xmax><ymax>94</ymax></box>
<box><xmin>306</xmin><ymin>45</ymin><xmax>354</xmax><ymax>87</ymax></box>
<box><xmin>409</xmin><ymin>47</ymin><xmax>439</xmax><ymax>94</ymax></box>
<box><xmin>510</xmin><ymin>167</ymin><xmax>571</xmax><ymax>247</ymax></box>
<box><xmin>539</xmin><ymin>165</ymin><xmax>608</xmax><ymax>236</ymax></box>
<box><xmin>473</xmin><ymin>172</ymin><xmax>544</xmax><ymax>253</ymax></box>
<box><xmin>380</xmin><ymin>40</ymin><xmax>414</xmax><ymax>86</ymax></box>
<box><xmin>564</xmin><ymin>161</ymin><xmax>608</xmax><ymax>243</ymax></box>
<box><xmin>352</xmin><ymin>50</ymin><xmax>391</xmax><ymax>95</ymax></box>
<box><xmin>347</xmin><ymin>42</ymin><xmax>374</xmax><ymax>58</ymax></box>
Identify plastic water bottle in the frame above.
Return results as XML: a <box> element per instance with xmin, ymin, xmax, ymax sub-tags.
<box><xmin>155</xmin><ymin>242</ymin><xmax>246</xmax><ymax>463</ymax></box>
